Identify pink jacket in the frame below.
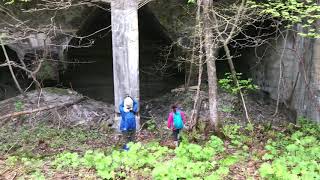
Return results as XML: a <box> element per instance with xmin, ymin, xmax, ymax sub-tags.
<box><xmin>167</xmin><ymin>111</ymin><xmax>186</xmax><ymax>130</ymax></box>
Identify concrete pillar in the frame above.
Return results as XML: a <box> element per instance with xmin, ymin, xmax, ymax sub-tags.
<box><xmin>111</xmin><ymin>0</ymin><xmax>140</xmax><ymax>129</ymax></box>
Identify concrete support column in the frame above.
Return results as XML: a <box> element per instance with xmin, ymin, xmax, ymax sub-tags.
<box><xmin>111</xmin><ymin>0</ymin><xmax>140</xmax><ymax>129</ymax></box>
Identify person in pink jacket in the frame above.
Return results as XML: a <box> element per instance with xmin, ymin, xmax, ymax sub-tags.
<box><xmin>167</xmin><ymin>105</ymin><xmax>186</xmax><ymax>147</ymax></box>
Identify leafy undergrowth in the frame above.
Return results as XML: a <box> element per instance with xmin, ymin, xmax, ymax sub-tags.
<box><xmin>0</xmin><ymin>119</ymin><xmax>319</xmax><ymax>180</ymax></box>
<box><xmin>259</xmin><ymin>119</ymin><xmax>320</xmax><ymax>179</ymax></box>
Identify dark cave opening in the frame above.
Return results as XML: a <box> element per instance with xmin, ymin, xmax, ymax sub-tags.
<box><xmin>0</xmin><ymin>46</ymin><xmax>21</xmax><ymax>100</ymax></box>
<box><xmin>61</xmin><ymin>5</ymin><xmax>184</xmax><ymax>103</ymax></box>
<box><xmin>0</xmin><ymin>7</ymin><xmax>275</xmax><ymax>104</ymax></box>
<box><xmin>215</xmin><ymin>20</ymin><xmax>277</xmax><ymax>83</ymax></box>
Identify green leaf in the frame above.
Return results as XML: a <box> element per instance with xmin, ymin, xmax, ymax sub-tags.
<box><xmin>259</xmin><ymin>163</ymin><xmax>274</xmax><ymax>177</ymax></box>
<box><xmin>307</xmin><ymin>19</ymin><xmax>315</xmax><ymax>24</ymax></box>
<box><xmin>188</xmin><ymin>0</ymin><xmax>196</xmax><ymax>4</ymax></box>
<box><xmin>262</xmin><ymin>153</ymin><xmax>274</xmax><ymax>160</ymax></box>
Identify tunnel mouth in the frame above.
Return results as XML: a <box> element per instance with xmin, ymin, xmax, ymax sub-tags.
<box><xmin>61</xmin><ymin>5</ymin><xmax>185</xmax><ymax>103</ymax></box>
<box><xmin>0</xmin><ymin>46</ymin><xmax>24</xmax><ymax>100</ymax></box>
<box><xmin>215</xmin><ymin>19</ymin><xmax>279</xmax><ymax>84</ymax></box>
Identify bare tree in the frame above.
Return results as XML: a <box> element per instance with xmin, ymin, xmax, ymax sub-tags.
<box><xmin>211</xmin><ymin>0</ymin><xmax>251</xmax><ymax>122</ymax></box>
<box><xmin>203</xmin><ymin>0</ymin><xmax>220</xmax><ymax>130</ymax></box>
<box><xmin>188</xmin><ymin>0</ymin><xmax>220</xmax><ymax>131</ymax></box>
<box><xmin>187</xmin><ymin>0</ymin><xmax>278</xmax><ymax>130</ymax></box>
<box><xmin>0</xmin><ymin>36</ymin><xmax>24</xmax><ymax>95</ymax></box>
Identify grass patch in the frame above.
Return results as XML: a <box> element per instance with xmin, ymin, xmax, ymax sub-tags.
<box><xmin>0</xmin><ymin>123</ymin><xmax>110</xmax><ymax>158</ymax></box>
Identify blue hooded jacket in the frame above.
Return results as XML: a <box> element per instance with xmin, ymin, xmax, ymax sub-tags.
<box><xmin>119</xmin><ymin>98</ymin><xmax>138</xmax><ymax>132</ymax></box>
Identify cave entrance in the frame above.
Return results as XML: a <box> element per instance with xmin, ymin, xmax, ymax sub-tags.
<box><xmin>62</xmin><ymin>5</ymin><xmax>184</xmax><ymax>103</ymax></box>
<box><xmin>215</xmin><ymin>21</ymin><xmax>276</xmax><ymax>88</ymax></box>
<box><xmin>0</xmin><ymin>46</ymin><xmax>22</xmax><ymax>100</ymax></box>
<box><xmin>216</xmin><ymin>49</ymin><xmax>251</xmax><ymax>81</ymax></box>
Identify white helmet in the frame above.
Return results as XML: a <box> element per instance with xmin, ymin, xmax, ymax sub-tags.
<box><xmin>123</xmin><ymin>96</ymin><xmax>133</xmax><ymax>112</ymax></box>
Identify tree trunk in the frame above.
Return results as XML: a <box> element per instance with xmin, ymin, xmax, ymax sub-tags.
<box><xmin>190</xmin><ymin>45</ymin><xmax>203</xmax><ymax>129</ymax></box>
<box><xmin>222</xmin><ymin>43</ymin><xmax>250</xmax><ymax>123</ymax></box>
<box><xmin>202</xmin><ymin>0</ymin><xmax>220</xmax><ymax>130</ymax></box>
<box><xmin>190</xmin><ymin>0</ymin><xmax>204</xmax><ymax>129</ymax></box>
<box><xmin>110</xmin><ymin>0</ymin><xmax>140</xmax><ymax>130</ymax></box>
<box><xmin>210</xmin><ymin>0</ymin><xmax>250</xmax><ymax>123</ymax></box>
<box><xmin>206</xmin><ymin>47</ymin><xmax>219</xmax><ymax>129</ymax></box>
<box><xmin>0</xmin><ymin>37</ymin><xmax>24</xmax><ymax>96</ymax></box>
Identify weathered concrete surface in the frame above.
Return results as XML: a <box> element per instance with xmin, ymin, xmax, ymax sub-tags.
<box><xmin>0</xmin><ymin>1</ymin><xmax>96</xmax><ymax>82</ymax></box>
<box><xmin>110</xmin><ymin>0</ymin><xmax>140</xmax><ymax>130</ymax></box>
<box><xmin>245</xmin><ymin>30</ymin><xmax>320</xmax><ymax>122</ymax></box>
<box><xmin>308</xmin><ymin>37</ymin><xmax>320</xmax><ymax>121</ymax></box>
<box><xmin>111</xmin><ymin>0</ymin><xmax>140</xmax><ymax>110</ymax></box>
<box><xmin>148</xmin><ymin>0</ymin><xmax>196</xmax><ymax>46</ymax></box>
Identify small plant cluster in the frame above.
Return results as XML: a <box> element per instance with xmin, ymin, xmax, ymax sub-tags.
<box><xmin>5</xmin><ymin>156</ymin><xmax>45</xmax><ymax>179</ymax></box>
<box><xmin>49</xmin><ymin>136</ymin><xmax>235</xmax><ymax>179</ymax></box>
<box><xmin>222</xmin><ymin>124</ymin><xmax>253</xmax><ymax>150</ymax></box>
<box><xmin>153</xmin><ymin>136</ymin><xmax>234</xmax><ymax>180</ymax></box>
<box><xmin>50</xmin><ymin>142</ymin><xmax>172</xmax><ymax>179</ymax></box>
<box><xmin>259</xmin><ymin>119</ymin><xmax>320</xmax><ymax>179</ymax></box>
<box><xmin>219</xmin><ymin>73</ymin><xmax>259</xmax><ymax>95</ymax></box>
<box><xmin>14</xmin><ymin>100</ymin><xmax>23</xmax><ymax>111</ymax></box>
<box><xmin>146</xmin><ymin>118</ymin><xmax>157</xmax><ymax>131</ymax></box>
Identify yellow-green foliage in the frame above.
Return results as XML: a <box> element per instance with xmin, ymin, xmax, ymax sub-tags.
<box><xmin>249</xmin><ymin>0</ymin><xmax>320</xmax><ymax>38</ymax></box>
<box><xmin>259</xmin><ymin>118</ymin><xmax>320</xmax><ymax>179</ymax></box>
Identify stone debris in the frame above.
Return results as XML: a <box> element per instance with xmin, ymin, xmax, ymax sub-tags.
<box><xmin>0</xmin><ymin>87</ymin><xmax>114</xmax><ymax>128</ymax></box>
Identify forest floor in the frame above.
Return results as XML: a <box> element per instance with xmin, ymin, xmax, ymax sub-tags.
<box><xmin>0</xmin><ymin>118</ymin><xmax>319</xmax><ymax>180</ymax></box>
<box><xmin>0</xmin><ymin>88</ymin><xmax>319</xmax><ymax>179</ymax></box>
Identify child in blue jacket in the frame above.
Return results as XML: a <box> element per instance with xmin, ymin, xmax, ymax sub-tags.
<box><xmin>119</xmin><ymin>96</ymin><xmax>138</xmax><ymax>150</ymax></box>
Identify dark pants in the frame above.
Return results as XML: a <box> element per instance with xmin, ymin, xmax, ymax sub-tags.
<box><xmin>122</xmin><ymin>130</ymin><xmax>136</xmax><ymax>144</ymax></box>
<box><xmin>172</xmin><ymin>129</ymin><xmax>181</xmax><ymax>141</ymax></box>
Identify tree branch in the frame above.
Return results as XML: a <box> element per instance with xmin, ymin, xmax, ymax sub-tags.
<box><xmin>0</xmin><ymin>36</ymin><xmax>25</xmax><ymax>96</ymax></box>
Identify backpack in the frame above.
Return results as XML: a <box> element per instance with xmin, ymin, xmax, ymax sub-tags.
<box><xmin>173</xmin><ymin>111</ymin><xmax>184</xmax><ymax>129</ymax></box>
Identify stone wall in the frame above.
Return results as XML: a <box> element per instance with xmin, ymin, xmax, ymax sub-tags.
<box><xmin>0</xmin><ymin>1</ymin><xmax>96</xmax><ymax>82</ymax></box>
<box><xmin>244</xmin><ymin>29</ymin><xmax>320</xmax><ymax>122</ymax></box>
